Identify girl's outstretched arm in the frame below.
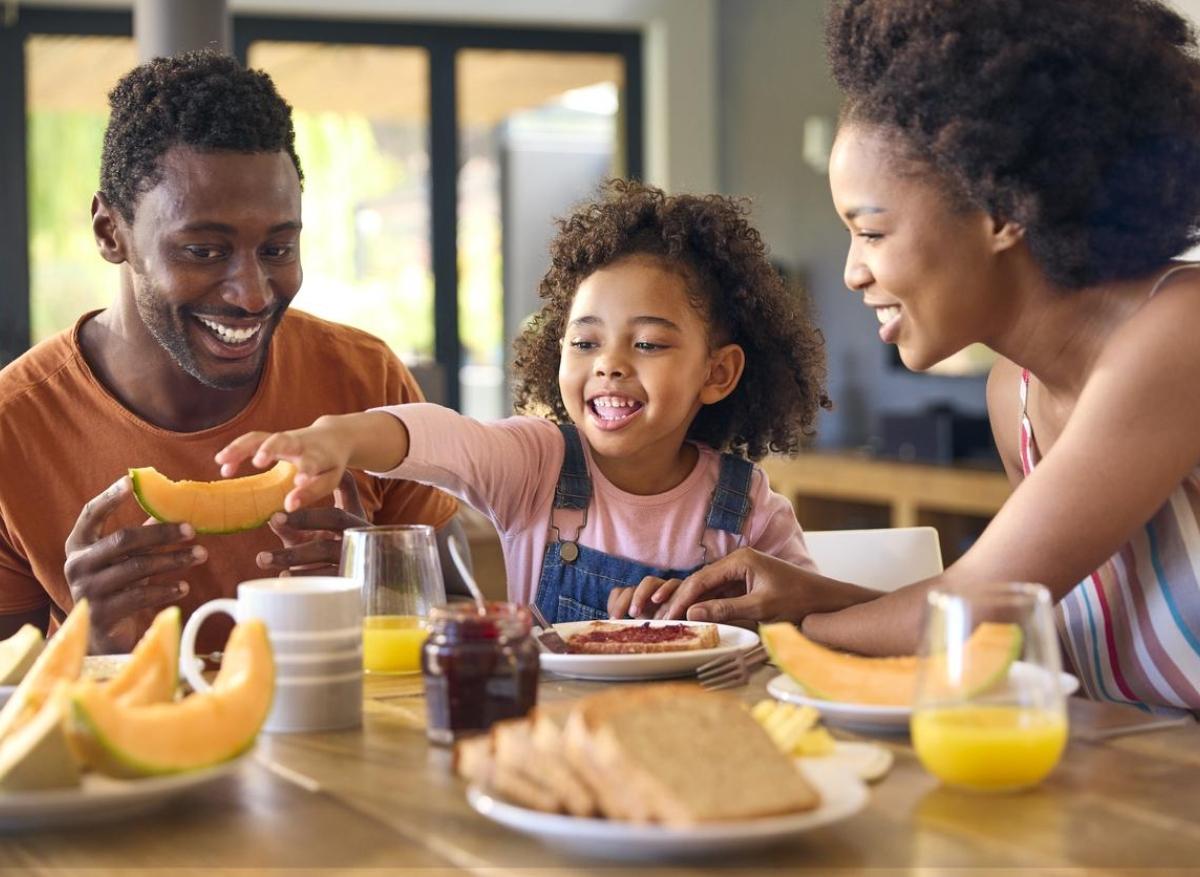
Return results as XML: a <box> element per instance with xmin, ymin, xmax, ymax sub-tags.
<box><xmin>215</xmin><ymin>412</ymin><xmax>410</xmax><ymax>512</ymax></box>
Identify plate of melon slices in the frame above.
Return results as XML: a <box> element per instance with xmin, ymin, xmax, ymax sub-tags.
<box><xmin>760</xmin><ymin>621</ymin><xmax>1079</xmax><ymax>734</ymax></box>
<box><xmin>0</xmin><ymin>600</ymin><xmax>274</xmax><ymax>830</ymax></box>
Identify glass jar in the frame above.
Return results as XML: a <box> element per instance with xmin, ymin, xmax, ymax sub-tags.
<box><xmin>421</xmin><ymin>601</ymin><xmax>539</xmax><ymax>745</ymax></box>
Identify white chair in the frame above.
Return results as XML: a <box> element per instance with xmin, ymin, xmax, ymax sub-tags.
<box><xmin>803</xmin><ymin>527</ymin><xmax>944</xmax><ymax>592</ymax></box>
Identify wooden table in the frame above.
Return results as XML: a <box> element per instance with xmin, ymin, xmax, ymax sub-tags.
<box><xmin>2</xmin><ymin>669</ymin><xmax>1198</xmax><ymax>875</ymax></box>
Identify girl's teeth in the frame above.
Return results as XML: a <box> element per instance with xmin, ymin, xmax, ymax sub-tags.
<box><xmin>591</xmin><ymin>396</ymin><xmax>643</xmax><ymax>420</ymax></box>
<box><xmin>198</xmin><ymin>317</ymin><xmax>261</xmax><ymax>344</ymax></box>
<box><xmin>875</xmin><ymin>306</ymin><xmax>901</xmax><ymax>325</ymax></box>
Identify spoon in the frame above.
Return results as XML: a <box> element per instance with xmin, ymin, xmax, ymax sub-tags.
<box><xmin>448</xmin><ymin>537</ymin><xmax>488</xmax><ymax>614</ymax></box>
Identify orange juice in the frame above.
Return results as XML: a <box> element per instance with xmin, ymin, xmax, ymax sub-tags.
<box><xmin>911</xmin><ymin>705</ymin><xmax>1067</xmax><ymax>791</ymax></box>
<box><xmin>363</xmin><ymin>615</ymin><xmax>429</xmax><ymax>674</ymax></box>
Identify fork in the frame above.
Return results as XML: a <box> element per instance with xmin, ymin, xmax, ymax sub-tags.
<box><xmin>697</xmin><ymin>643</ymin><xmax>769</xmax><ymax>691</ymax></box>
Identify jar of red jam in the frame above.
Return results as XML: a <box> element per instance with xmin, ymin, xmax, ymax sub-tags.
<box><xmin>421</xmin><ymin>601</ymin><xmax>539</xmax><ymax>745</ymax></box>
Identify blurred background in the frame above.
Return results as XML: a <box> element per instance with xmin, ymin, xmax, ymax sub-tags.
<box><xmin>6</xmin><ymin>0</ymin><xmax>1198</xmax><ymax>565</ymax></box>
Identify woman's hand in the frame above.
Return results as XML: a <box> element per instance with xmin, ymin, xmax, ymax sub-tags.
<box><xmin>658</xmin><ymin>548</ymin><xmax>881</xmax><ymax>625</ymax></box>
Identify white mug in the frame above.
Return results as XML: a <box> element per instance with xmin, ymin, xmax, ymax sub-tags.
<box><xmin>181</xmin><ymin>577</ymin><xmax>363</xmax><ymax>733</ymax></box>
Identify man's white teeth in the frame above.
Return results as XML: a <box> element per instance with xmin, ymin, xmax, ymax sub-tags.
<box><xmin>875</xmin><ymin>306</ymin><xmax>901</xmax><ymax>325</ymax></box>
<box><xmin>198</xmin><ymin>317</ymin><xmax>262</xmax><ymax>344</ymax></box>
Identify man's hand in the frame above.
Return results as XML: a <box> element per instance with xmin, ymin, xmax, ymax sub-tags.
<box><xmin>255</xmin><ymin>472</ymin><xmax>368</xmax><ymax>575</ymax></box>
<box><xmin>64</xmin><ymin>477</ymin><xmax>203</xmax><ymax>653</ymax></box>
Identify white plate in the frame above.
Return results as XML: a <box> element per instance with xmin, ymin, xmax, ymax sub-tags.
<box><xmin>0</xmin><ymin>751</ymin><xmax>250</xmax><ymax>832</ymax></box>
<box><xmin>767</xmin><ymin>662</ymin><xmax>1081</xmax><ymax>733</ymax></box>
<box><xmin>467</xmin><ymin>759</ymin><xmax>867</xmax><ymax>860</ymax></box>
<box><xmin>538</xmin><ymin>620</ymin><xmax>759</xmax><ymax>681</ymax></box>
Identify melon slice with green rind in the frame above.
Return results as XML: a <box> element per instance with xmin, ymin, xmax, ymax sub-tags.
<box><xmin>0</xmin><ymin>624</ymin><xmax>44</xmax><ymax>686</ymax></box>
<box><xmin>129</xmin><ymin>461</ymin><xmax>296</xmax><ymax>535</ymax></box>
<box><xmin>0</xmin><ymin>683</ymin><xmax>80</xmax><ymax>791</ymax></box>
<box><xmin>0</xmin><ymin>600</ymin><xmax>89</xmax><ymax>741</ymax></box>
<box><xmin>68</xmin><ymin>619</ymin><xmax>274</xmax><ymax>777</ymax></box>
<box><xmin>103</xmin><ymin>606</ymin><xmax>181</xmax><ymax>706</ymax></box>
<box><xmin>761</xmin><ymin>621</ymin><xmax>1022</xmax><ymax>706</ymax></box>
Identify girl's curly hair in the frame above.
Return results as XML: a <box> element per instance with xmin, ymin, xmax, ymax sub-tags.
<box><xmin>826</xmin><ymin>0</ymin><xmax>1200</xmax><ymax>289</ymax></box>
<box><xmin>511</xmin><ymin>180</ymin><xmax>830</xmax><ymax>460</ymax></box>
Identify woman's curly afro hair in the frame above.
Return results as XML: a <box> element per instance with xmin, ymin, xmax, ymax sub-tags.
<box><xmin>827</xmin><ymin>0</ymin><xmax>1200</xmax><ymax>288</ymax></box>
<box><xmin>100</xmin><ymin>49</ymin><xmax>302</xmax><ymax>221</ymax></box>
<box><xmin>511</xmin><ymin>180</ymin><xmax>830</xmax><ymax>460</ymax></box>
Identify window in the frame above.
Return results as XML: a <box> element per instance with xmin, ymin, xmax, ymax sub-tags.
<box><xmin>247</xmin><ymin>42</ymin><xmax>435</xmax><ymax>365</ymax></box>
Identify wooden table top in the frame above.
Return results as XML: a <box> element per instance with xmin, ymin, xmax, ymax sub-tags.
<box><xmin>2</xmin><ymin>668</ymin><xmax>1198</xmax><ymax>875</ymax></box>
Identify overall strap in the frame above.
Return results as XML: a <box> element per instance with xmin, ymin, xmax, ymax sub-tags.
<box><xmin>704</xmin><ymin>453</ymin><xmax>754</xmax><ymax>536</ymax></box>
<box><xmin>553</xmin><ymin>424</ymin><xmax>592</xmax><ymax>510</ymax></box>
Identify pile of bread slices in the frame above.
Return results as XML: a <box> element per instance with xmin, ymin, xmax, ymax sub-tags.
<box><xmin>455</xmin><ymin>684</ymin><xmax>820</xmax><ymax>826</ymax></box>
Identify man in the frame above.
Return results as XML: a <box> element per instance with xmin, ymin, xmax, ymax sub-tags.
<box><xmin>0</xmin><ymin>50</ymin><xmax>466</xmax><ymax>653</ymax></box>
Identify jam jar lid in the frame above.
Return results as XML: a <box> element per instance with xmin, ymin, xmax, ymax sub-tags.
<box><xmin>427</xmin><ymin>601</ymin><xmax>532</xmax><ymax>641</ymax></box>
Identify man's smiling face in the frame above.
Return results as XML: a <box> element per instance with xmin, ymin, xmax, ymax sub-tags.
<box><xmin>122</xmin><ymin>145</ymin><xmax>303</xmax><ymax>389</ymax></box>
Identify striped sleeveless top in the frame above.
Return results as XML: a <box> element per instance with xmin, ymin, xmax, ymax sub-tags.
<box><xmin>1018</xmin><ymin>263</ymin><xmax>1200</xmax><ymax>715</ymax></box>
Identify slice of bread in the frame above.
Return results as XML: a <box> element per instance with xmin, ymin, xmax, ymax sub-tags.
<box><xmin>493</xmin><ymin>709</ymin><xmax>596</xmax><ymax>817</ymax></box>
<box><xmin>455</xmin><ymin>707</ymin><xmax>598</xmax><ymax>817</ymax></box>
<box><xmin>526</xmin><ymin>704</ymin><xmax>597</xmax><ymax>817</ymax></box>
<box><xmin>565</xmin><ymin>621</ymin><xmax>720</xmax><ymax>654</ymax></box>
<box><xmin>567</xmin><ymin>685</ymin><xmax>820</xmax><ymax>825</ymax></box>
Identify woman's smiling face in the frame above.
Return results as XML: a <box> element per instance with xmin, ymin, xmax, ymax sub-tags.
<box><xmin>828</xmin><ymin>122</ymin><xmax>1020</xmax><ymax>371</ymax></box>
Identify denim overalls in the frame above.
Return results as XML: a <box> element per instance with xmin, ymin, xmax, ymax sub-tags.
<box><xmin>532</xmin><ymin>424</ymin><xmax>754</xmax><ymax>624</ymax></box>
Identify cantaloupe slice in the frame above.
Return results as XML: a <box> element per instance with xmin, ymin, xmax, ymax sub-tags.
<box><xmin>129</xmin><ymin>461</ymin><xmax>296</xmax><ymax>535</ymax></box>
<box><xmin>69</xmin><ymin>620</ymin><xmax>274</xmax><ymax>777</ymax></box>
<box><xmin>0</xmin><ymin>600</ymin><xmax>89</xmax><ymax>741</ymax></box>
<box><xmin>0</xmin><ymin>624</ymin><xmax>44</xmax><ymax>685</ymax></box>
<box><xmin>0</xmin><ymin>683</ymin><xmax>80</xmax><ymax>791</ymax></box>
<box><xmin>761</xmin><ymin>621</ymin><xmax>1022</xmax><ymax>706</ymax></box>
<box><xmin>103</xmin><ymin>607</ymin><xmax>181</xmax><ymax>707</ymax></box>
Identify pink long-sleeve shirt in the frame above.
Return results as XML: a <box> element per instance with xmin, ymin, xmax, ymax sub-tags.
<box><xmin>371</xmin><ymin>404</ymin><xmax>815</xmax><ymax>605</ymax></box>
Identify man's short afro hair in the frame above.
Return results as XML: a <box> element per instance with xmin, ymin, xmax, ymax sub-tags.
<box><xmin>827</xmin><ymin>0</ymin><xmax>1200</xmax><ymax>288</ymax></box>
<box><xmin>100</xmin><ymin>49</ymin><xmax>302</xmax><ymax>220</ymax></box>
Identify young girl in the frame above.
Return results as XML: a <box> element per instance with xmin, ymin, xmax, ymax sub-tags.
<box><xmin>216</xmin><ymin>180</ymin><xmax>830</xmax><ymax>623</ymax></box>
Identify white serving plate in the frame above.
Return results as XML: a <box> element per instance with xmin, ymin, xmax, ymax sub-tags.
<box><xmin>538</xmin><ymin>620</ymin><xmax>759</xmax><ymax>681</ymax></box>
<box><xmin>467</xmin><ymin>758</ymin><xmax>867</xmax><ymax>860</ymax></box>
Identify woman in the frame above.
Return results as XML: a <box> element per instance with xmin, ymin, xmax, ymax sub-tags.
<box><xmin>650</xmin><ymin>0</ymin><xmax>1200</xmax><ymax>713</ymax></box>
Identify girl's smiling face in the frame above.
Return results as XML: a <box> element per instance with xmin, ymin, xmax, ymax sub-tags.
<box><xmin>829</xmin><ymin>123</ymin><xmax>1023</xmax><ymax>371</ymax></box>
<box><xmin>558</xmin><ymin>255</ymin><xmax>743</xmax><ymax>491</ymax></box>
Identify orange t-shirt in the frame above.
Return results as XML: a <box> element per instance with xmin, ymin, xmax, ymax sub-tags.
<box><xmin>0</xmin><ymin>309</ymin><xmax>458</xmax><ymax>643</ymax></box>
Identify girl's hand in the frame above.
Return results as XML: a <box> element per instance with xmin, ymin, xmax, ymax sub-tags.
<box><xmin>607</xmin><ymin>576</ymin><xmax>685</xmax><ymax>619</ymax></box>
<box><xmin>215</xmin><ymin>415</ymin><xmax>354</xmax><ymax>512</ymax></box>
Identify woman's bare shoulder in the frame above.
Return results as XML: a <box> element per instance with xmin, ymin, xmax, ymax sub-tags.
<box><xmin>1101</xmin><ymin>271</ymin><xmax>1200</xmax><ymax>374</ymax></box>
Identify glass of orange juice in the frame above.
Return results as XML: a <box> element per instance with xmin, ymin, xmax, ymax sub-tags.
<box><xmin>340</xmin><ymin>526</ymin><xmax>447</xmax><ymax>675</ymax></box>
<box><xmin>911</xmin><ymin>581</ymin><xmax>1068</xmax><ymax>792</ymax></box>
